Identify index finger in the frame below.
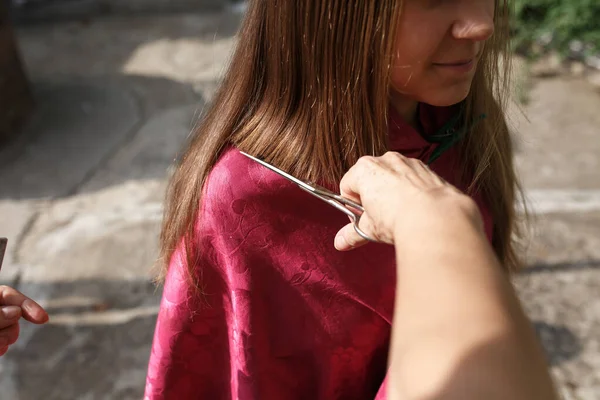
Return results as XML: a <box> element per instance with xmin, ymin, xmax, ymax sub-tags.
<box><xmin>339</xmin><ymin>156</ymin><xmax>378</xmax><ymax>203</ymax></box>
<box><xmin>0</xmin><ymin>286</ymin><xmax>49</xmax><ymax>324</ymax></box>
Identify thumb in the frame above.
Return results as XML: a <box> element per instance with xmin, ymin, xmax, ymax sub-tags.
<box><xmin>334</xmin><ymin>222</ymin><xmax>370</xmax><ymax>251</ymax></box>
<box><xmin>21</xmin><ymin>299</ymin><xmax>49</xmax><ymax>324</ymax></box>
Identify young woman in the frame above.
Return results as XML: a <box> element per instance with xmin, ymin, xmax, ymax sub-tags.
<box><xmin>145</xmin><ymin>1</ymin><xmax>523</xmax><ymax>399</ymax></box>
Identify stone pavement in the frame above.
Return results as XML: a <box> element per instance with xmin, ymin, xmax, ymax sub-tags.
<box><xmin>0</xmin><ymin>10</ymin><xmax>599</xmax><ymax>400</ymax></box>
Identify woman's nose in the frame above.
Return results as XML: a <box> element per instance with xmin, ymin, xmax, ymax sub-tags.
<box><xmin>452</xmin><ymin>1</ymin><xmax>495</xmax><ymax>42</ymax></box>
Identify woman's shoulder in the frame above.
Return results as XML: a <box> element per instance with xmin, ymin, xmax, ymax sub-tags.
<box><xmin>198</xmin><ymin>147</ymin><xmax>314</xmax><ymax>255</ymax></box>
<box><xmin>201</xmin><ymin>146</ymin><xmax>294</xmax><ymax>216</ymax></box>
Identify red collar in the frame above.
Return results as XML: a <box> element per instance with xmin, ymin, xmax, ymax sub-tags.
<box><xmin>388</xmin><ymin>102</ymin><xmax>461</xmax><ymax>153</ymax></box>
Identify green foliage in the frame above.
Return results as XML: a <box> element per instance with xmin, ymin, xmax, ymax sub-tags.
<box><xmin>511</xmin><ymin>0</ymin><xmax>600</xmax><ymax>58</ymax></box>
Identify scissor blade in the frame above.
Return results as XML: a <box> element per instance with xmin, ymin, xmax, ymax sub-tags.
<box><xmin>240</xmin><ymin>152</ymin><xmax>376</xmax><ymax>243</ymax></box>
<box><xmin>240</xmin><ymin>151</ymin><xmax>316</xmax><ymax>193</ymax></box>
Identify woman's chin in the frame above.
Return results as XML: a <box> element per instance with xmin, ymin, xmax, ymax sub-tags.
<box><xmin>423</xmin><ymin>88</ymin><xmax>471</xmax><ymax>107</ymax></box>
<box><xmin>391</xmin><ymin>81</ymin><xmax>473</xmax><ymax>108</ymax></box>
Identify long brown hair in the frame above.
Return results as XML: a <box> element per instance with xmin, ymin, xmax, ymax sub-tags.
<box><xmin>157</xmin><ymin>0</ymin><xmax>523</xmax><ymax>286</ymax></box>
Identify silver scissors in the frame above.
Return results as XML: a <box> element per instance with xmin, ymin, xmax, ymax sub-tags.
<box><xmin>240</xmin><ymin>152</ymin><xmax>376</xmax><ymax>243</ymax></box>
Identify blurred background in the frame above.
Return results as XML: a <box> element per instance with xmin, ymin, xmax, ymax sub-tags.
<box><xmin>0</xmin><ymin>1</ymin><xmax>598</xmax><ymax>399</ymax></box>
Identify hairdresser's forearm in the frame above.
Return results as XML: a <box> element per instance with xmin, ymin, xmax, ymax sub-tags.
<box><xmin>387</xmin><ymin>216</ymin><xmax>558</xmax><ymax>400</ymax></box>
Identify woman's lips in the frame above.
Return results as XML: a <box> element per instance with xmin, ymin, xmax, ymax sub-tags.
<box><xmin>432</xmin><ymin>58</ymin><xmax>476</xmax><ymax>74</ymax></box>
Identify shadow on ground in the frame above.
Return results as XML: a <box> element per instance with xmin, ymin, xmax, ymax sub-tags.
<box><xmin>0</xmin><ymin>74</ymin><xmax>204</xmax><ymax>200</ymax></box>
<box><xmin>533</xmin><ymin>321</ymin><xmax>582</xmax><ymax>367</ymax></box>
<box><xmin>0</xmin><ymin>278</ymin><xmax>161</xmax><ymax>400</ymax></box>
<box><xmin>0</xmin><ymin>11</ymin><xmax>243</xmax><ymax>201</ymax></box>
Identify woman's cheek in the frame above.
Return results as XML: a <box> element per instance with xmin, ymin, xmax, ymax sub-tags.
<box><xmin>390</xmin><ymin>64</ymin><xmax>423</xmax><ymax>97</ymax></box>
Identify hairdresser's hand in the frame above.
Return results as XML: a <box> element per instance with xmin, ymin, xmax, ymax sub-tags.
<box><xmin>334</xmin><ymin>152</ymin><xmax>483</xmax><ymax>251</ymax></box>
<box><xmin>0</xmin><ymin>285</ymin><xmax>49</xmax><ymax>356</ymax></box>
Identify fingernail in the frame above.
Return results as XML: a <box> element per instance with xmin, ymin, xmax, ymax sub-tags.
<box><xmin>2</xmin><ymin>306</ymin><xmax>20</xmax><ymax>320</ymax></box>
<box><xmin>334</xmin><ymin>235</ymin><xmax>347</xmax><ymax>250</ymax></box>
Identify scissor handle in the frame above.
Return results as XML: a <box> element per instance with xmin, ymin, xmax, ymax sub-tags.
<box><xmin>301</xmin><ymin>187</ymin><xmax>377</xmax><ymax>243</ymax></box>
<box><xmin>349</xmin><ymin>213</ymin><xmax>377</xmax><ymax>243</ymax></box>
<box><xmin>331</xmin><ymin>204</ymin><xmax>376</xmax><ymax>243</ymax></box>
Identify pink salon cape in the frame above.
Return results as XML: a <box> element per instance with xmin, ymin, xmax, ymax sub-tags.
<box><xmin>145</xmin><ymin>104</ymin><xmax>494</xmax><ymax>399</ymax></box>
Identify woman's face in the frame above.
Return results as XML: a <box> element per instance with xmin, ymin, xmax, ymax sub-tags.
<box><xmin>390</xmin><ymin>0</ymin><xmax>495</xmax><ymax>107</ymax></box>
